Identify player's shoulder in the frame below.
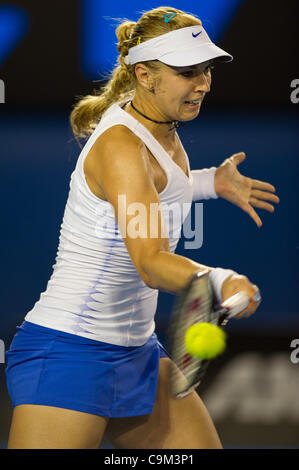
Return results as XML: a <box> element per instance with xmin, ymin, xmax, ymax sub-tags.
<box><xmin>90</xmin><ymin>124</ymin><xmax>150</xmax><ymax>173</ymax></box>
<box><xmin>95</xmin><ymin>124</ymin><xmax>145</xmax><ymax>153</ymax></box>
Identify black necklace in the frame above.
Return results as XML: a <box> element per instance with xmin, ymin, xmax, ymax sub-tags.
<box><xmin>129</xmin><ymin>100</ymin><xmax>187</xmax><ymax>132</ymax></box>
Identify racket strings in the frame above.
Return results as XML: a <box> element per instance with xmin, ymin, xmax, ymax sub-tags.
<box><xmin>168</xmin><ymin>274</ymin><xmax>213</xmax><ymax>396</ymax></box>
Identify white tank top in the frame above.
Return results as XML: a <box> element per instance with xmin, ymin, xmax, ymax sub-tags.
<box><xmin>25</xmin><ymin>100</ymin><xmax>194</xmax><ymax>346</ymax></box>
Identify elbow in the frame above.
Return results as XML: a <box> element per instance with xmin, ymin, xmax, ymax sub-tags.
<box><xmin>140</xmin><ymin>265</ymin><xmax>156</xmax><ymax>289</ymax></box>
<box><xmin>139</xmin><ymin>251</ymin><xmax>161</xmax><ymax>290</ymax></box>
<box><xmin>142</xmin><ymin>273</ymin><xmax>156</xmax><ymax>289</ymax></box>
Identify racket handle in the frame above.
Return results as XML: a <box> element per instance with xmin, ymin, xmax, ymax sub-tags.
<box><xmin>220</xmin><ymin>291</ymin><xmax>250</xmax><ymax>319</ymax></box>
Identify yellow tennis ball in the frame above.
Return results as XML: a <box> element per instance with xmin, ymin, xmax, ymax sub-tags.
<box><xmin>185</xmin><ymin>323</ymin><xmax>227</xmax><ymax>359</ymax></box>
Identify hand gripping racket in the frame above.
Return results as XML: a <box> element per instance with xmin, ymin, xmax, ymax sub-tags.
<box><xmin>166</xmin><ymin>270</ymin><xmax>250</xmax><ymax>398</ymax></box>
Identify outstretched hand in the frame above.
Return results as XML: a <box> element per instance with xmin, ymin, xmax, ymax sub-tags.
<box><xmin>214</xmin><ymin>152</ymin><xmax>280</xmax><ymax>227</ymax></box>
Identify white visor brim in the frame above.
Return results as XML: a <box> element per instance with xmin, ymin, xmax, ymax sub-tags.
<box><xmin>158</xmin><ymin>43</ymin><xmax>233</xmax><ymax>67</ymax></box>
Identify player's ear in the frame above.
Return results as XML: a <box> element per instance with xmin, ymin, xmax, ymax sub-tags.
<box><xmin>134</xmin><ymin>63</ymin><xmax>152</xmax><ymax>89</ymax></box>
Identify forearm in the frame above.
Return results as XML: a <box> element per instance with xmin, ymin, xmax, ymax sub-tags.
<box><xmin>142</xmin><ymin>250</ymin><xmax>213</xmax><ymax>295</ymax></box>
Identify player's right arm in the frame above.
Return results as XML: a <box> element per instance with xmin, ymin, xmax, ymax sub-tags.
<box><xmin>90</xmin><ymin>125</ymin><xmax>211</xmax><ymax>295</ymax></box>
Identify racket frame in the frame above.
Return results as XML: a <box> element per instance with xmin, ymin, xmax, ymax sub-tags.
<box><xmin>166</xmin><ymin>270</ymin><xmax>249</xmax><ymax>398</ymax></box>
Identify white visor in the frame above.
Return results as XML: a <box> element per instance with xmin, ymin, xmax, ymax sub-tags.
<box><xmin>124</xmin><ymin>25</ymin><xmax>233</xmax><ymax>67</ymax></box>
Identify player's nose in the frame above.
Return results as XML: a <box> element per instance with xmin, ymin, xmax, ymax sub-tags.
<box><xmin>194</xmin><ymin>72</ymin><xmax>211</xmax><ymax>93</ymax></box>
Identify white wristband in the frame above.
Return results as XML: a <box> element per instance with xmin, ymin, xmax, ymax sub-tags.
<box><xmin>191</xmin><ymin>167</ymin><xmax>218</xmax><ymax>201</ymax></box>
<box><xmin>209</xmin><ymin>268</ymin><xmax>237</xmax><ymax>304</ymax></box>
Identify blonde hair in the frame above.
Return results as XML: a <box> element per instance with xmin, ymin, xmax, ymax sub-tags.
<box><xmin>70</xmin><ymin>6</ymin><xmax>201</xmax><ymax>141</ymax></box>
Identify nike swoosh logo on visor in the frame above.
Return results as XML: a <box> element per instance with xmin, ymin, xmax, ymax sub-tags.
<box><xmin>192</xmin><ymin>31</ymin><xmax>202</xmax><ymax>37</ymax></box>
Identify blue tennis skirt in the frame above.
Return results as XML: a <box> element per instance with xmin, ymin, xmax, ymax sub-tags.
<box><xmin>5</xmin><ymin>321</ymin><xmax>169</xmax><ymax>418</ymax></box>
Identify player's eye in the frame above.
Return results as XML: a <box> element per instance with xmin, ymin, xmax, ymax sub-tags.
<box><xmin>204</xmin><ymin>65</ymin><xmax>214</xmax><ymax>74</ymax></box>
<box><xmin>180</xmin><ymin>65</ymin><xmax>214</xmax><ymax>78</ymax></box>
<box><xmin>180</xmin><ymin>71</ymin><xmax>193</xmax><ymax>77</ymax></box>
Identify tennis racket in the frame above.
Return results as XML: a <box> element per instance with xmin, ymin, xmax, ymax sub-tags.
<box><xmin>166</xmin><ymin>270</ymin><xmax>250</xmax><ymax>398</ymax></box>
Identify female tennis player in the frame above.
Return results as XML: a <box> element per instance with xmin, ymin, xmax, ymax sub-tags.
<box><xmin>5</xmin><ymin>7</ymin><xmax>279</xmax><ymax>449</ymax></box>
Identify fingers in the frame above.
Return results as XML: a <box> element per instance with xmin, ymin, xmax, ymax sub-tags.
<box><xmin>250</xmin><ymin>189</ymin><xmax>280</xmax><ymax>211</ymax></box>
<box><xmin>221</xmin><ymin>274</ymin><xmax>261</xmax><ymax>320</ymax></box>
<box><xmin>251</xmin><ymin>189</ymin><xmax>280</xmax><ymax>203</ymax></box>
<box><xmin>251</xmin><ymin>179</ymin><xmax>277</xmax><ymax>193</ymax></box>
<box><xmin>242</xmin><ymin>285</ymin><xmax>261</xmax><ymax>318</ymax></box>
<box><xmin>249</xmin><ymin>197</ymin><xmax>276</xmax><ymax>213</ymax></box>
<box><xmin>234</xmin><ymin>284</ymin><xmax>261</xmax><ymax>320</ymax></box>
<box><xmin>240</xmin><ymin>202</ymin><xmax>263</xmax><ymax>227</ymax></box>
<box><xmin>229</xmin><ymin>152</ymin><xmax>246</xmax><ymax>166</ymax></box>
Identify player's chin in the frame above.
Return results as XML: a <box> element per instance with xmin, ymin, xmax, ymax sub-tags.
<box><xmin>182</xmin><ymin>101</ymin><xmax>202</xmax><ymax>115</ymax></box>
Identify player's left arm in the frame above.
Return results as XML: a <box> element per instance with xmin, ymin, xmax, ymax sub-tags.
<box><xmin>192</xmin><ymin>152</ymin><xmax>280</xmax><ymax>227</ymax></box>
